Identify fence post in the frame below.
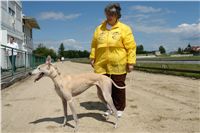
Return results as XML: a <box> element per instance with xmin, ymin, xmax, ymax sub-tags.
<box><xmin>6</xmin><ymin>47</ymin><xmax>9</xmax><ymax>70</ymax></box>
<box><xmin>25</xmin><ymin>52</ymin><xmax>26</xmax><ymax>72</ymax></box>
<box><xmin>33</xmin><ymin>55</ymin><xmax>35</xmax><ymax>68</ymax></box>
<box><xmin>11</xmin><ymin>48</ymin><xmax>14</xmax><ymax>76</ymax></box>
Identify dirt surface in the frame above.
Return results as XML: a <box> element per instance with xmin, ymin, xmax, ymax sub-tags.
<box><xmin>1</xmin><ymin>61</ymin><xmax>200</xmax><ymax>133</ymax></box>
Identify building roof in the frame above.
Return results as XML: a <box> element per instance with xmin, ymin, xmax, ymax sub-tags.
<box><xmin>23</xmin><ymin>16</ymin><xmax>40</xmax><ymax>29</ymax></box>
<box><xmin>191</xmin><ymin>46</ymin><xmax>200</xmax><ymax>52</ymax></box>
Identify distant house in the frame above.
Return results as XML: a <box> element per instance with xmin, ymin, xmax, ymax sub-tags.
<box><xmin>191</xmin><ymin>46</ymin><xmax>200</xmax><ymax>52</ymax></box>
<box><xmin>149</xmin><ymin>50</ymin><xmax>161</xmax><ymax>56</ymax></box>
<box><xmin>0</xmin><ymin>0</ymin><xmax>40</xmax><ymax>69</ymax></box>
<box><xmin>191</xmin><ymin>46</ymin><xmax>200</xmax><ymax>55</ymax></box>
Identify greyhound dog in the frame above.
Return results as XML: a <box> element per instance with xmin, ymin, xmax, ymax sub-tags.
<box><xmin>29</xmin><ymin>56</ymin><xmax>125</xmax><ymax>131</ymax></box>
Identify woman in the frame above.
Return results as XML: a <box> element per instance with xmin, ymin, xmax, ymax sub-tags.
<box><xmin>89</xmin><ymin>3</ymin><xmax>137</xmax><ymax>117</ymax></box>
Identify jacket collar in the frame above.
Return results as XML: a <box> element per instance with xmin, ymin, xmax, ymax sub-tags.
<box><xmin>102</xmin><ymin>20</ymin><xmax>120</xmax><ymax>30</ymax></box>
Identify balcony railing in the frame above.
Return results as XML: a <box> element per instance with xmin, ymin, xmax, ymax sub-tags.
<box><xmin>1</xmin><ymin>44</ymin><xmax>46</xmax><ymax>80</ymax></box>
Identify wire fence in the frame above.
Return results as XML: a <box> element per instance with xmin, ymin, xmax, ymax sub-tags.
<box><xmin>135</xmin><ymin>60</ymin><xmax>200</xmax><ymax>73</ymax></box>
<box><xmin>1</xmin><ymin>44</ymin><xmax>46</xmax><ymax>80</ymax></box>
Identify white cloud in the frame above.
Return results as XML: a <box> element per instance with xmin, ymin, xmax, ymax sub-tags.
<box><xmin>130</xmin><ymin>5</ymin><xmax>162</xmax><ymax>13</ymax></box>
<box><xmin>34</xmin><ymin>38</ymin><xmax>88</xmax><ymax>51</ymax></box>
<box><xmin>133</xmin><ymin>22</ymin><xmax>200</xmax><ymax>36</ymax></box>
<box><xmin>125</xmin><ymin>5</ymin><xmax>173</xmax><ymax>25</ymax></box>
<box><xmin>125</xmin><ymin>5</ymin><xmax>199</xmax><ymax>39</ymax></box>
<box><xmin>171</xmin><ymin>23</ymin><xmax>200</xmax><ymax>41</ymax></box>
<box><xmin>131</xmin><ymin>22</ymin><xmax>200</xmax><ymax>51</ymax></box>
<box><xmin>39</xmin><ymin>11</ymin><xmax>81</xmax><ymax>20</ymax></box>
<box><xmin>123</xmin><ymin>5</ymin><xmax>197</xmax><ymax>51</ymax></box>
<box><xmin>122</xmin><ymin>14</ymin><xmax>150</xmax><ymax>22</ymax></box>
<box><xmin>169</xmin><ymin>23</ymin><xmax>200</xmax><ymax>33</ymax></box>
<box><xmin>133</xmin><ymin>24</ymin><xmax>166</xmax><ymax>33</ymax></box>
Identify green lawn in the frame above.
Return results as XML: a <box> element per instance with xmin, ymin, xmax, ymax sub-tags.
<box><xmin>135</xmin><ymin>63</ymin><xmax>200</xmax><ymax>71</ymax></box>
<box><xmin>70</xmin><ymin>57</ymin><xmax>200</xmax><ymax>79</ymax></box>
<box><xmin>135</xmin><ymin>63</ymin><xmax>200</xmax><ymax>79</ymax></box>
<box><xmin>137</xmin><ymin>56</ymin><xmax>200</xmax><ymax>61</ymax></box>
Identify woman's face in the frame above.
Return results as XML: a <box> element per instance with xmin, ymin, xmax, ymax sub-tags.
<box><xmin>105</xmin><ymin>11</ymin><xmax>118</xmax><ymax>26</ymax></box>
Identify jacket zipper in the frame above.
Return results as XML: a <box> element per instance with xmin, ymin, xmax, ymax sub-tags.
<box><xmin>106</xmin><ymin>30</ymin><xmax>110</xmax><ymax>74</ymax></box>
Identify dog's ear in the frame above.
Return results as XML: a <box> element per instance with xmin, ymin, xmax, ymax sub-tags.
<box><xmin>46</xmin><ymin>55</ymin><xmax>51</xmax><ymax>65</ymax></box>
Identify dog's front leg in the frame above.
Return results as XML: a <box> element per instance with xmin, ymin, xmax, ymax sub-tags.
<box><xmin>62</xmin><ymin>98</ymin><xmax>68</xmax><ymax>126</ymax></box>
<box><xmin>68</xmin><ymin>98</ymin><xmax>79</xmax><ymax>132</ymax></box>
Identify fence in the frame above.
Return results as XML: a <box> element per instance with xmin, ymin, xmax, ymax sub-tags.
<box><xmin>1</xmin><ymin>44</ymin><xmax>46</xmax><ymax>80</ymax></box>
<box><xmin>135</xmin><ymin>60</ymin><xmax>200</xmax><ymax>74</ymax></box>
<box><xmin>135</xmin><ymin>58</ymin><xmax>200</xmax><ymax>78</ymax></box>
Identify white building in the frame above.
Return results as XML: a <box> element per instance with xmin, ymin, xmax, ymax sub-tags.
<box><xmin>0</xmin><ymin>0</ymin><xmax>23</xmax><ymax>47</ymax></box>
<box><xmin>0</xmin><ymin>0</ymin><xmax>40</xmax><ymax>69</ymax></box>
<box><xmin>23</xmin><ymin>16</ymin><xmax>40</xmax><ymax>52</ymax></box>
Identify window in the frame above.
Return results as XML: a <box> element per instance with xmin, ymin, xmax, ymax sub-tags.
<box><xmin>8</xmin><ymin>7</ymin><xmax>15</xmax><ymax>16</ymax></box>
<box><xmin>30</xmin><ymin>29</ymin><xmax>32</xmax><ymax>38</ymax></box>
<box><xmin>16</xmin><ymin>5</ymin><xmax>21</xmax><ymax>21</ymax></box>
<box><xmin>1</xmin><ymin>1</ymin><xmax>7</xmax><ymax>11</ymax></box>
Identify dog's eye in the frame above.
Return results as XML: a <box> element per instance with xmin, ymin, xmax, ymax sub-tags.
<box><xmin>38</xmin><ymin>68</ymin><xmax>40</xmax><ymax>70</ymax></box>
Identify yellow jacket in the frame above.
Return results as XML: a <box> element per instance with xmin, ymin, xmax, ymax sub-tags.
<box><xmin>90</xmin><ymin>20</ymin><xmax>137</xmax><ymax>74</ymax></box>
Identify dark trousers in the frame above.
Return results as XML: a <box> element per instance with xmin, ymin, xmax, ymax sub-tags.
<box><xmin>105</xmin><ymin>74</ymin><xmax>126</xmax><ymax>111</ymax></box>
<box><xmin>9</xmin><ymin>55</ymin><xmax>16</xmax><ymax>72</ymax></box>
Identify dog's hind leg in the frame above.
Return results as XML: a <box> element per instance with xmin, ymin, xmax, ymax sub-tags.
<box><xmin>97</xmin><ymin>85</ymin><xmax>111</xmax><ymax>120</ymax></box>
<box><xmin>62</xmin><ymin>98</ymin><xmax>68</xmax><ymax>126</ymax></box>
<box><xmin>102</xmin><ymin>90</ymin><xmax>118</xmax><ymax>128</ymax></box>
<box><xmin>68</xmin><ymin>98</ymin><xmax>79</xmax><ymax>132</ymax></box>
<box><xmin>97</xmin><ymin>85</ymin><xmax>106</xmax><ymax>104</ymax></box>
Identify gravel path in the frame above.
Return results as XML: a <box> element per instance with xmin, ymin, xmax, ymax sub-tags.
<box><xmin>1</xmin><ymin>61</ymin><xmax>200</xmax><ymax>133</ymax></box>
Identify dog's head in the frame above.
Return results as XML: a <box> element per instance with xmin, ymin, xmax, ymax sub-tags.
<box><xmin>29</xmin><ymin>56</ymin><xmax>60</xmax><ymax>82</ymax></box>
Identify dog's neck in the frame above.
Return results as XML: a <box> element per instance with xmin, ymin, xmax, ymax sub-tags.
<box><xmin>48</xmin><ymin>66</ymin><xmax>63</xmax><ymax>88</ymax></box>
<box><xmin>50</xmin><ymin>72</ymin><xmax>62</xmax><ymax>86</ymax></box>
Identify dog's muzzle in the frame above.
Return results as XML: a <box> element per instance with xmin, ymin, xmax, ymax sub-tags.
<box><xmin>34</xmin><ymin>72</ymin><xmax>44</xmax><ymax>82</ymax></box>
<box><xmin>28</xmin><ymin>72</ymin><xmax>32</xmax><ymax>76</ymax></box>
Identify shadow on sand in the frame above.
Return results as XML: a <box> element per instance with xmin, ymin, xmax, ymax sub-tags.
<box><xmin>80</xmin><ymin>101</ymin><xmax>107</xmax><ymax>111</ymax></box>
<box><xmin>30</xmin><ymin>112</ymin><xmax>114</xmax><ymax>128</ymax></box>
<box><xmin>30</xmin><ymin>102</ymin><xmax>113</xmax><ymax>128</ymax></box>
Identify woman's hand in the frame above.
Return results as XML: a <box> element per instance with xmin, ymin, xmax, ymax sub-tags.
<box><xmin>90</xmin><ymin>59</ymin><xmax>95</xmax><ymax>68</ymax></box>
<box><xmin>127</xmin><ymin>64</ymin><xmax>134</xmax><ymax>73</ymax></box>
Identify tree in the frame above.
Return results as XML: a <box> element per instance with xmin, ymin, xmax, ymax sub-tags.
<box><xmin>33</xmin><ymin>43</ymin><xmax>57</xmax><ymax>60</ymax></box>
<box><xmin>58</xmin><ymin>43</ymin><xmax>65</xmax><ymax>58</ymax></box>
<box><xmin>136</xmin><ymin>44</ymin><xmax>144</xmax><ymax>54</ymax></box>
<box><xmin>187</xmin><ymin>43</ymin><xmax>191</xmax><ymax>48</ymax></box>
<box><xmin>63</xmin><ymin>50</ymin><xmax>90</xmax><ymax>58</ymax></box>
<box><xmin>159</xmin><ymin>45</ymin><xmax>166</xmax><ymax>54</ymax></box>
<box><xmin>178</xmin><ymin>47</ymin><xmax>182</xmax><ymax>54</ymax></box>
<box><xmin>184</xmin><ymin>43</ymin><xmax>192</xmax><ymax>53</ymax></box>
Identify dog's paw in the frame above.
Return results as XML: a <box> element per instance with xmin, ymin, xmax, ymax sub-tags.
<box><xmin>73</xmin><ymin>126</ymin><xmax>78</xmax><ymax>132</ymax></box>
<box><xmin>102</xmin><ymin>114</ymin><xmax>110</xmax><ymax>120</ymax></box>
<box><xmin>62</xmin><ymin>118</ymin><xmax>68</xmax><ymax>127</ymax></box>
<box><xmin>62</xmin><ymin>122</ymin><xmax>67</xmax><ymax>127</ymax></box>
<box><xmin>114</xmin><ymin>123</ymin><xmax>118</xmax><ymax>128</ymax></box>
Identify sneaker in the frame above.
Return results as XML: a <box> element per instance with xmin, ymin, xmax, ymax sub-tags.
<box><xmin>117</xmin><ymin>111</ymin><xmax>123</xmax><ymax>117</ymax></box>
<box><xmin>103</xmin><ymin>110</ymin><xmax>113</xmax><ymax>116</ymax></box>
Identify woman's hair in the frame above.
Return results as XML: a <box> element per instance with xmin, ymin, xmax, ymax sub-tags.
<box><xmin>10</xmin><ymin>36</ymin><xmax>15</xmax><ymax>40</ymax></box>
<box><xmin>104</xmin><ymin>3</ymin><xmax>121</xmax><ymax>19</ymax></box>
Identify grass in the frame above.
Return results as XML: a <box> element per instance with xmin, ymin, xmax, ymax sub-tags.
<box><xmin>69</xmin><ymin>58</ymin><xmax>90</xmax><ymax>64</ymax></box>
<box><xmin>70</xmin><ymin>57</ymin><xmax>200</xmax><ymax>79</ymax></box>
<box><xmin>137</xmin><ymin>56</ymin><xmax>200</xmax><ymax>61</ymax></box>
<box><xmin>135</xmin><ymin>62</ymin><xmax>200</xmax><ymax>79</ymax></box>
<box><xmin>136</xmin><ymin>63</ymin><xmax>200</xmax><ymax>71</ymax></box>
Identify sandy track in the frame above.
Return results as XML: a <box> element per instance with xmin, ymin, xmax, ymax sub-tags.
<box><xmin>1</xmin><ymin>61</ymin><xmax>200</xmax><ymax>133</ymax></box>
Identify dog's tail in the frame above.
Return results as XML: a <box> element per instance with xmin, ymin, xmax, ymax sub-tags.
<box><xmin>111</xmin><ymin>79</ymin><xmax>126</xmax><ymax>89</ymax></box>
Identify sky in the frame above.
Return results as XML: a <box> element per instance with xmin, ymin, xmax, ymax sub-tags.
<box><xmin>22</xmin><ymin>1</ymin><xmax>200</xmax><ymax>53</ymax></box>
